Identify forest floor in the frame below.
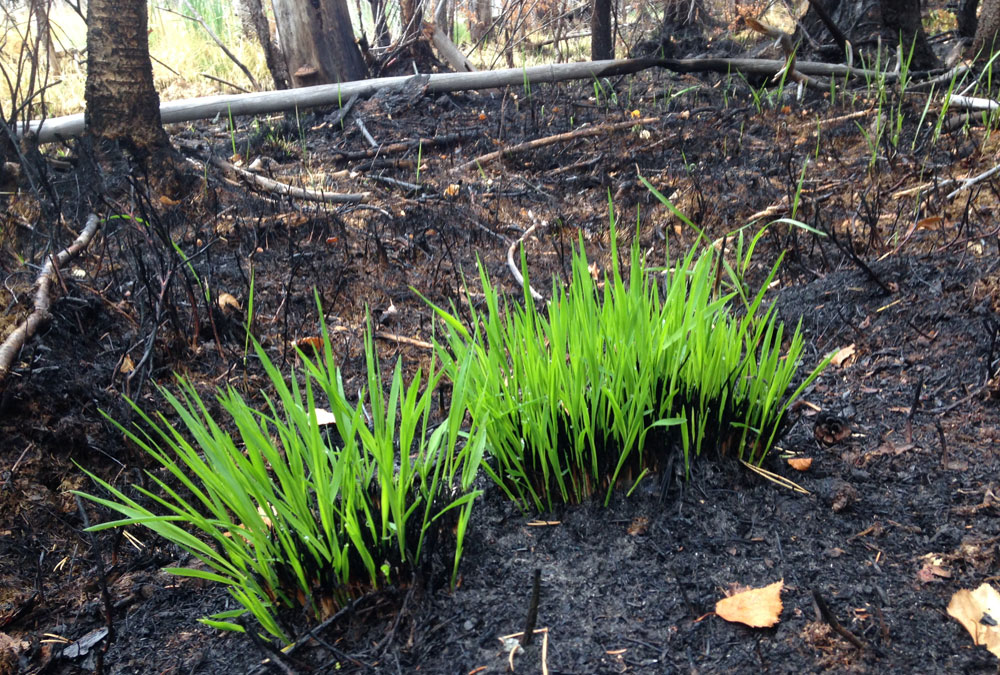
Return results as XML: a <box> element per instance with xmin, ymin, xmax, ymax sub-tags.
<box><xmin>3</xmin><ymin>28</ymin><xmax>1000</xmax><ymax>675</ymax></box>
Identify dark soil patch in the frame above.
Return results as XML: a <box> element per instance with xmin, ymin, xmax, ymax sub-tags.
<box><xmin>4</xmin><ymin>35</ymin><xmax>1000</xmax><ymax>674</ymax></box>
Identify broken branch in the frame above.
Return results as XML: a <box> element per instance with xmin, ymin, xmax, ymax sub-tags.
<box><xmin>0</xmin><ymin>214</ymin><xmax>100</xmax><ymax>380</ymax></box>
<box><xmin>209</xmin><ymin>156</ymin><xmax>370</xmax><ymax>204</ymax></box>
<box><xmin>456</xmin><ymin>117</ymin><xmax>657</xmax><ymax>172</ymax></box>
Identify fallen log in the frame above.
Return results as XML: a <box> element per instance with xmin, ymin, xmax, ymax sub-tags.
<box><xmin>20</xmin><ymin>57</ymin><xmax>926</xmax><ymax>144</ymax></box>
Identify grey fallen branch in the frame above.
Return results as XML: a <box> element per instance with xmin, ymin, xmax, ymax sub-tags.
<box><xmin>947</xmin><ymin>94</ymin><xmax>1000</xmax><ymax>111</ymax></box>
<box><xmin>208</xmin><ymin>155</ymin><xmax>370</xmax><ymax>204</ymax></box>
<box><xmin>0</xmin><ymin>214</ymin><xmax>100</xmax><ymax>381</ymax></box>
<box><xmin>22</xmin><ymin>57</ymin><xmax>928</xmax><ymax>144</ymax></box>
<box><xmin>456</xmin><ymin>117</ymin><xmax>657</xmax><ymax>172</ymax></box>
<box><xmin>946</xmin><ymin>163</ymin><xmax>1000</xmax><ymax>200</ymax></box>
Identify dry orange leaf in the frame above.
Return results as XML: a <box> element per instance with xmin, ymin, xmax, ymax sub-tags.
<box><xmin>296</xmin><ymin>336</ymin><xmax>324</xmax><ymax>351</ymax></box>
<box><xmin>830</xmin><ymin>344</ymin><xmax>856</xmax><ymax>367</ymax></box>
<box><xmin>916</xmin><ymin>216</ymin><xmax>944</xmax><ymax>230</ymax></box>
<box><xmin>947</xmin><ymin>584</ymin><xmax>1000</xmax><ymax>658</ymax></box>
<box><xmin>787</xmin><ymin>457</ymin><xmax>813</xmax><ymax>471</ymax></box>
<box><xmin>716</xmin><ymin>580</ymin><xmax>784</xmax><ymax>628</ymax></box>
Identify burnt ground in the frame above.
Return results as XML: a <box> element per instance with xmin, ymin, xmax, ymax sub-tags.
<box><xmin>4</xmin><ymin>37</ymin><xmax>1000</xmax><ymax>675</ymax></box>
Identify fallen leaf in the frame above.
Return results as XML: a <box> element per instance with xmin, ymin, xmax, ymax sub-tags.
<box><xmin>217</xmin><ymin>292</ymin><xmax>241</xmax><ymax>312</ymax></box>
<box><xmin>296</xmin><ymin>336</ymin><xmax>324</xmax><ymax>351</ymax></box>
<box><xmin>788</xmin><ymin>457</ymin><xmax>813</xmax><ymax>471</ymax></box>
<box><xmin>916</xmin><ymin>216</ymin><xmax>944</xmax><ymax>230</ymax></box>
<box><xmin>830</xmin><ymin>344</ymin><xmax>856</xmax><ymax>367</ymax></box>
<box><xmin>947</xmin><ymin>583</ymin><xmax>1000</xmax><ymax>657</ymax></box>
<box><xmin>627</xmin><ymin>516</ymin><xmax>649</xmax><ymax>536</ymax></box>
<box><xmin>716</xmin><ymin>580</ymin><xmax>783</xmax><ymax>628</ymax></box>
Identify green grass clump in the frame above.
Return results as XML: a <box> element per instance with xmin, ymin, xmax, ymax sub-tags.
<box><xmin>426</xmin><ymin>205</ymin><xmax>830</xmax><ymax>512</ymax></box>
<box><xmin>76</xmin><ymin>318</ymin><xmax>484</xmax><ymax>643</ymax></box>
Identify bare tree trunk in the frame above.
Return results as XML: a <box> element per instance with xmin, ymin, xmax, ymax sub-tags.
<box><xmin>434</xmin><ymin>0</ymin><xmax>449</xmax><ymax>34</ymax></box>
<box><xmin>84</xmin><ymin>0</ymin><xmax>169</xmax><ymax>152</ymax></box>
<box><xmin>271</xmin><ymin>0</ymin><xmax>367</xmax><ymax>86</ymax></box>
<box><xmin>31</xmin><ymin>0</ymin><xmax>58</xmax><ymax>77</ymax></box>
<box><xmin>235</xmin><ymin>0</ymin><xmax>290</xmax><ymax>89</ymax></box>
<box><xmin>471</xmin><ymin>0</ymin><xmax>493</xmax><ymax>42</ymax></box>
<box><xmin>591</xmin><ymin>0</ymin><xmax>613</xmax><ymax>60</ymax></box>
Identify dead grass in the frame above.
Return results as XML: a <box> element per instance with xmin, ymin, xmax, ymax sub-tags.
<box><xmin>0</xmin><ymin>3</ymin><xmax>270</xmax><ymax>119</ymax></box>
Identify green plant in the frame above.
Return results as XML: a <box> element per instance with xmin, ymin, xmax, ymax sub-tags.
<box><xmin>76</xmin><ymin>311</ymin><xmax>484</xmax><ymax>642</ymax></box>
<box><xmin>227</xmin><ymin>104</ymin><xmax>237</xmax><ymax>157</ymax></box>
<box><xmin>243</xmin><ymin>264</ymin><xmax>255</xmax><ymax>363</ymax></box>
<box><xmin>931</xmin><ymin>68</ymin><xmax>960</xmax><ymax>145</ymax></box>
<box><xmin>424</xmin><ymin>197</ymin><xmax>831</xmax><ymax>512</ymax></box>
<box><xmin>416</xmin><ymin>139</ymin><xmax>423</xmax><ymax>184</ymax></box>
<box><xmin>856</xmin><ymin>113</ymin><xmax>885</xmax><ymax>169</ymax></box>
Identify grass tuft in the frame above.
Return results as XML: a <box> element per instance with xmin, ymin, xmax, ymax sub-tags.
<box><xmin>424</xmin><ymin>198</ymin><xmax>831</xmax><ymax>512</ymax></box>
<box><xmin>76</xmin><ymin>307</ymin><xmax>484</xmax><ymax>642</ymax></box>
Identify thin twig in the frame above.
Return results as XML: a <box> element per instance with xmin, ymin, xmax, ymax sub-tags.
<box><xmin>75</xmin><ymin>496</ymin><xmax>116</xmax><ymax>654</ymax></box>
<box><xmin>330</xmin><ymin>325</ymin><xmax>433</xmax><ymax>349</ymax></box>
<box><xmin>812</xmin><ymin>588</ymin><xmax>866</xmax><ymax>650</ymax></box>
<box><xmin>507</xmin><ymin>220</ymin><xmax>545</xmax><ymax>302</ymax></box>
<box><xmin>199</xmin><ymin>72</ymin><xmax>250</xmax><ymax>93</ymax></box>
<box><xmin>239</xmin><ymin>616</ymin><xmax>299</xmax><ymax>675</ymax></box>
<box><xmin>355</xmin><ymin>116</ymin><xmax>378</xmax><ymax>148</ymax></box>
<box><xmin>520</xmin><ymin>569</ymin><xmax>541</xmax><ymax>647</ymax></box>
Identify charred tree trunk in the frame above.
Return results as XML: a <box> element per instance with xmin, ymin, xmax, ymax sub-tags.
<box><xmin>879</xmin><ymin>0</ymin><xmax>938</xmax><ymax>68</ymax></box>
<box><xmin>370</xmin><ymin>0</ymin><xmax>391</xmax><ymax>48</ymax></box>
<box><xmin>271</xmin><ymin>0</ymin><xmax>367</xmax><ymax>86</ymax></box>
<box><xmin>84</xmin><ymin>0</ymin><xmax>169</xmax><ymax>152</ymax></box>
<box><xmin>973</xmin><ymin>0</ymin><xmax>1000</xmax><ymax>56</ymax></box>
<box><xmin>591</xmin><ymin>0</ymin><xmax>613</xmax><ymax>60</ymax></box>
<box><xmin>958</xmin><ymin>0</ymin><xmax>979</xmax><ymax>38</ymax></box>
<box><xmin>401</xmin><ymin>0</ymin><xmax>425</xmax><ymax>41</ymax></box>
<box><xmin>434</xmin><ymin>0</ymin><xmax>449</xmax><ymax>34</ymax></box>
